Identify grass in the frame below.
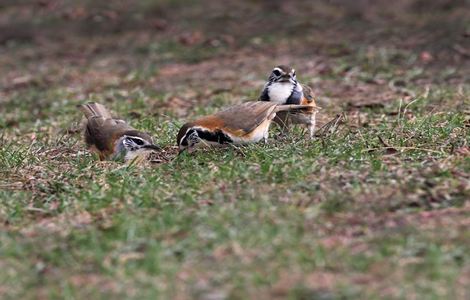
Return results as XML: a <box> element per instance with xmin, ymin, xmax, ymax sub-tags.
<box><xmin>1</xmin><ymin>96</ymin><xmax>468</xmax><ymax>299</ymax></box>
<box><xmin>1</xmin><ymin>0</ymin><xmax>469</xmax><ymax>299</ymax></box>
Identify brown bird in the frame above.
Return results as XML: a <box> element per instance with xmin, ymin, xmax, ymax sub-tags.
<box><xmin>177</xmin><ymin>101</ymin><xmax>319</xmax><ymax>153</ymax></box>
<box><xmin>259</xmin><ymin>65</ymin><xmax>319</xmax><ymax>138</ymax></box>
<box><xmin>78</xmin><ymin>102</ymin><xmax>160</xmax><ymax>161</ymax></box>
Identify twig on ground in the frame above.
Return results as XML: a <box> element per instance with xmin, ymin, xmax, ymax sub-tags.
<box><xmin>364</xmin><ymin>146</ymin><xmax>444</xmax><ymax>154</ymax></box>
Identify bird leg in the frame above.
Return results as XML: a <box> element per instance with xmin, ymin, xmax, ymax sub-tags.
<box><xmin>308</xmin><ymin>114</ymin><xmax>316</xmax><ymax>139</ymax></box>
<box><xmin>263</xmin><ymin>134</ymin><xmax>269</xmax><ymax>144</ymax></box>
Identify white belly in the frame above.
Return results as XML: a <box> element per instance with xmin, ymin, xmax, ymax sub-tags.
<box><xmin>268</xmin><ymin>83</ymin><xmax>293</xmax><ymax>104</ymax></box>
<box><xmin>249</xmin><ymin>119</ymin><xmax>271</xmax><ymax>143</ymax></box>
<box><xmin>196</xmin><ymin>119</ymin><xmax>273</xmax><ymax>148</ymax></box>
<box><xmin>230</xmin><ymin>119</ymin><xmax>272</xmax><ymax>144</ymax></box>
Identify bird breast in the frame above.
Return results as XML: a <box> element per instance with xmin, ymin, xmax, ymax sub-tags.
<box><xmin>267</xmin><ymin>82</ymin><xmax>294</xmax><ymax>104</ymax></box>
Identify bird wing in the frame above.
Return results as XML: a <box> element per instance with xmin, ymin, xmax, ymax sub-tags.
<box><xmin>212</xmin><ymin>101</ymin><xmax>278</xmax><ymax>135</ymax></box>
<box><xmin>300</xmin><ymin>84</ymin><xmax>316</xmax><ymax>105</ymax></box>
<box><xmin>84</xmin><ymin>116</ymin><xmax>135</xmax><ymax>152</ymax></box>
<box><xmin>78</xmin><ymin>102</ymin><xmax>136</xmax><ymax>152</ymax></box>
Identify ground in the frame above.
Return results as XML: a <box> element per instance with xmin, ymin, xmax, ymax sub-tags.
<box><xmin>0</xmin><ymin>0</ymin><xmax>469</xmax><ymax>299</ymax></box>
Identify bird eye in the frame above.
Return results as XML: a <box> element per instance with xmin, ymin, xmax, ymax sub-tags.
<box><xmin>130</xmin><ymin>138</ymin><xmax>144</xmax><ymax>146</ymax></box>
<box><xmin>272</xmin><ymin>70</ymin><xmax>281</xmax><ymax>77</ymax></box>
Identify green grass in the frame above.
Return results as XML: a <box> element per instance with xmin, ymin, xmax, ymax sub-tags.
<box><xmin>1</xmin><ymin>99</ymin><xmax>468</xmax><ymax>298</ymax></box>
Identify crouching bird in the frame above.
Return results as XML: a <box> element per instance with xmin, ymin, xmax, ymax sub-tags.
<box><xmin>177</xmin><ymin>101</ymin><xmax>318</xmax><ymax>154</ymax></box>
<box><xmin>259</xmin><ymin>65</ymin><xmax>319</xmax><ymax>138</ymax></box>
<box><xmin>78</xmin><ymin>102</ymin><xmax>160</xmax><ymax>161</ymax></box>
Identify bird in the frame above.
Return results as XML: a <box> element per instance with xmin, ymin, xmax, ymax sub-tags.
<box><xmin>259</xmin><ymin>65</ymin><xmax>319</xmax><ymax>138</ymax></box>
<box><xmin>177</xmin><ymin>101</ymin><xmax>318</xmax><ymax>154</ymax></box>
<box><xmin>78</xmin><ymin>102</ymin><xmax>160</xmax><ymax>161</ymax></box>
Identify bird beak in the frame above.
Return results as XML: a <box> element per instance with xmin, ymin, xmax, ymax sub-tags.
<box><xmin>142</xmin><ymin>144</ymin><xmax>161</xmax><ymax>151</ymax></box>
<box><xmin>280</xmin><ymin>74</ymin><xmax>292</xmax><ymax>82</ymax></box>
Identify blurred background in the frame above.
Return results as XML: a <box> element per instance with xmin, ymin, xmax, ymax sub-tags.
<box><xmin>1</xmin><ymin>0</ymin><xmax>468</xmax><ymax>125</ymax></box>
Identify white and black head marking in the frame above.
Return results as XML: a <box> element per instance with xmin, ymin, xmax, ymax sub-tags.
<box><xmin>269</xmin><ymin>65</ymin><xmax>297</xmax><ymax>84</ymax></box>
<box><xmin>119</xmin><ymin>135</ymin><xmax>160</xmax><ymax>157</ymax></box>
<box><xmin>181</xmin><ymin>129</ymin><xmax>200</xmax><ymax>150</ymax></box>
<box><xmin>260</xmin><ymin>65</ymin><xmax>302</xmax><ymax>104</ymax></box>
<box><xmin>177</xmin><ymin>124</ymin><xmax>233</xmax><ymax>154</ymax></box>
<box><xmin>123</xmin><ymin>136</ymin><xmax>147</xmax><ymax>151</ymax></box>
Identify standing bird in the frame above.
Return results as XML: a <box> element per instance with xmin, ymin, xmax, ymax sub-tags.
<box><xmin>259</xmin><ymin>65</ymin><xmax>319</xmax><ymax>138</ymax></box>
<box><xmin>177</xmin><ymin>101</ymin><xmax>318</xmax><ymax>154</ymax></box>
<box><xmin>78</xmin><ymin>102</ymin><xmax>160</xmax><ymax>161</ymax></box>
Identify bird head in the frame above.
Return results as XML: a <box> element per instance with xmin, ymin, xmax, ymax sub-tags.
<box><xmin>116</xmin><ymin>131</ymin><xmax>160</xmax><ymax>161</ymax></box>
<box><xmin>268</xmin><ymin>65</ymin><xmax>297</xmax><ymax>84</ymax></box>
<box><xmin>177</xmin><ymin>124</ymin><xmax>201</xmax><ymax>154</ymax></box>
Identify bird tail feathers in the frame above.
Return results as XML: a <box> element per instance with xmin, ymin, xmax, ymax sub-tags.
<box><xmin>78</xmin><ymin>102</ymin><xmax>113</xmax><ymax>119</ymax></box>
<box><xmin>274</xmin><ymin>104</ymin><xmax>321</xmax><ymax>114</ymax></box>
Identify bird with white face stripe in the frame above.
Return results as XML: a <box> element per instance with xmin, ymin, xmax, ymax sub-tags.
<box><xmin>259</xmin><ymin>65</ymin><xmax>320</xmax><ymax>138</ymax></box>
<box><xmin>176</xmin><ymin>101</ymin><xmax>319</xmax><ymax>154</ymax></box>
<box><xmin>78</xmin><ymin>102</ymin><xmax>160</xmax><ymax>161</ymax></box>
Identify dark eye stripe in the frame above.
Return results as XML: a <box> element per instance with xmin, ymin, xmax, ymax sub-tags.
<box><xmin>133</xmin><ymin>139</ymin><xmax>144</xmax><ymax>145</ymax></box>
<box><xmin>127</xmin><ymin>136</ymin><xmax>145</xmax><ymax>146</ymax></box>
